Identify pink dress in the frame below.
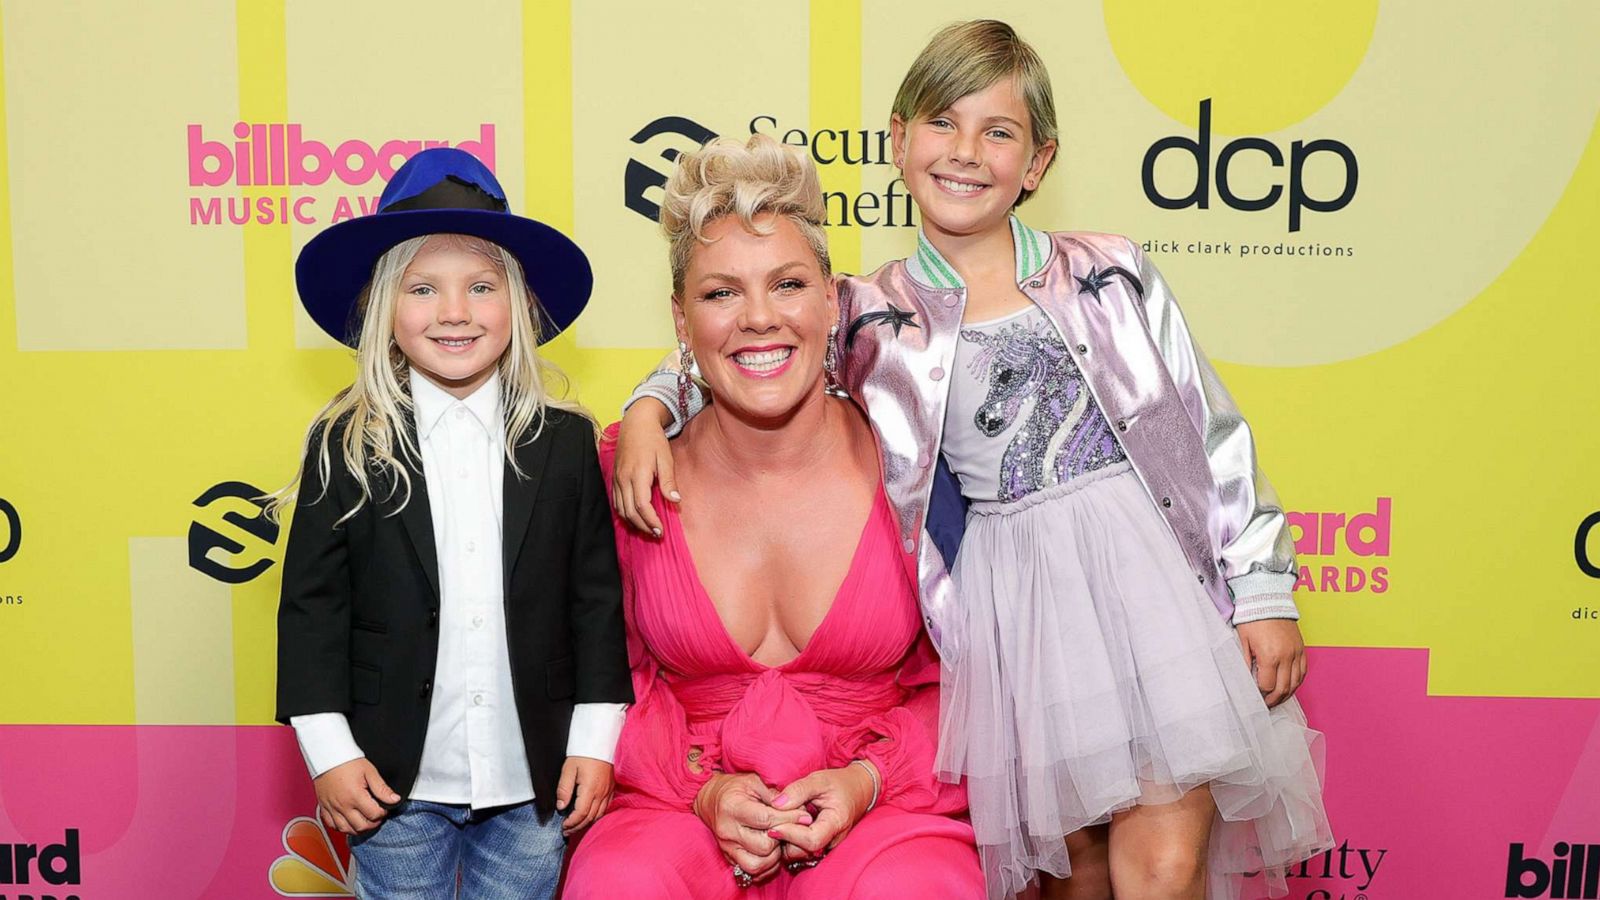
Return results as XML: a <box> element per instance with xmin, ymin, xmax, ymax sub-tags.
<box><xmin>563</xmin><ymin>439</ymin><xmax>983</xmax><ymax>899</ymax></box>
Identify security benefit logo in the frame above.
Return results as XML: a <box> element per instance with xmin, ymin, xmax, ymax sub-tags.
<box><xmin>1253</xmin><ymin>838</ymin><xmax>1388</xmax><ymax>900</ymax></box>
<box><xmin>188</xmin><ymin>482</ymin><xmax>280</xmax><ymax>584</ymax></box>
<box><xmin>1288</xmin><ymin>499</ymin><xmax>1391</xmax><ymax>595</ymax></box>
<box><xmin>1506</xmin><ymin>842</ymin><xmax>1600</xmax><ymax>899</ymax></box>
<box><xmin>187</xmin><ymin>123</ymin><xmax>497</xmax><ymax>226</ymax></box>
<box><xmin>0</xmin><ymin>829</ymin><xmax>80</xmax><ymax>900</ymax></box>
<box><xmin>625</xmin><ymin>116</ymin><xmax>914</xmax><ymax>229</ymax></box>
<box><xmin>624</xmin><ymin>117</ymin><xmax>717</xmax><ymax>222</ymax></box>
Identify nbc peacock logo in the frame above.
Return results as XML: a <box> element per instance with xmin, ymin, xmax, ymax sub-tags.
<box><xmin>269</xmin><ymin>816</ymin><xmax>353</xmax><ymax>897</ymax></box>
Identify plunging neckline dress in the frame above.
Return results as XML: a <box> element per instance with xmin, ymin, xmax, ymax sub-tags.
<box><xmin>563</xmin><ymin>435</ymin><xmax>985</xmax><ymax>899</ymax></box>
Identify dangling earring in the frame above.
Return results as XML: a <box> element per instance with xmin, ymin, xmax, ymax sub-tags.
<box><xmin>677</xmin><ymin>339</ymin><xmax>694</xmax><ymax>420</ymax></box>
<box><xmin>824</xmin><ymin>324</ymin><xmax>845</xmax><ymax>396</ymax></box>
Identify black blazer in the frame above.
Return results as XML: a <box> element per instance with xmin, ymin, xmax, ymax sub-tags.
<box><xmin>275</xmin><ymin>409</ymin><xmax>633</xmax><ymax>814</ymax></box>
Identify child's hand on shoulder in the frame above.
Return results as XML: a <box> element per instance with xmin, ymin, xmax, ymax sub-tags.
<box><xmin>557</xmin><ymin>756</ymin><xmax>616</xmax><ymax>836</ymax></box>
<box><xmin>313</xmin><ymin>757</ymin><xmax>401</xmax><ymax>835</ymax></box>
<box><xmin>614</xmin><ymin>399</ymin><xmax>679</xmax><ymax>538</ymax></box>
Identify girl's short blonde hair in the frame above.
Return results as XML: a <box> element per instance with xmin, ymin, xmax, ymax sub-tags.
<box><xmin>659</xmin><ymin>133</ymin><xmax>831</xmax><ymax>295</ymax></box>
<box><xmin>892</xmin><ymin>19</ymin><xmax>1058</xmax><ymax>205</ymax></box>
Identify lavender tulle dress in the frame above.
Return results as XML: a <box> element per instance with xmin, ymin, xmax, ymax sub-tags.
<box><xmin>933</xmin><ymin>307</ymin><xmax>1332</xmax><ymax>899</ymax></box>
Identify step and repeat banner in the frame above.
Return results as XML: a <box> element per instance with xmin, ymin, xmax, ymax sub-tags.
<box><xmin>1</xmin><ymin>1</ymin><xmax>1597</xmax><ymax>897</ymax></box>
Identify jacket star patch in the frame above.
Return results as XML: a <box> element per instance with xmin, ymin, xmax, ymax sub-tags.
<box><xmin>1075</xmin><ymin>265</ymin><xmax>1145</xmax><ymax>303</ymax></box>
<box><xmin>846</xmin><ymin>304</ymin><xmax>921</xmax><ymax>348</ymax></box>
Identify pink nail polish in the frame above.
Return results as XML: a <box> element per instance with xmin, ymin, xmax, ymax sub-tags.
<box><xmin>799</xmin><ymin>814</ymin><xmax>814</xmax><ymax>825</ymax></box>
<box><xmin>773</xmin><ymin>793</ymin><xmax>790</xmax><ymax>807</ymax></box>
<box><xmin>768</xmin><ymin>829</ymin><xmax>783</xmax><ymax>839</ymax></box>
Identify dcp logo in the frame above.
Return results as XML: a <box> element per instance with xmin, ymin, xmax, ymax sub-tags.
<box><xmin>1141</xmin><ymin>99</ymin><xmax>1358</xmax><ymax>232</ymax></box>
<box><xmin>624</xmin><ymin>116</ymin><xmax>717</xmax><ymax>223</ymax></box>
<box><xmin>188</xmin><ymin>481</ymin><xmax>280</xmax><ymax>584</ymax></box>
<box><xmin>1576</xmin><ymin>512</ymin><xmax>1600</xmax><ymax>579</ymax></box>
<box><xmin>0</xmin><ymin>497</ymin><xmax>18</xmax><ymax>564</ymax></box>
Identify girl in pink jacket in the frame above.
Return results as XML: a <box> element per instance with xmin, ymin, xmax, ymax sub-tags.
<box><xmin>617</xmin><ymin>20</ymin><xmax>1331</xmax><ymax>900</ymax></box>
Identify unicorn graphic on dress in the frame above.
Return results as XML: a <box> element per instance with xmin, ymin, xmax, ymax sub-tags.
<box><xmin>961</xmin><ymin>318</ymin><xmax>1126</xmax><ymax>503</ymax></box>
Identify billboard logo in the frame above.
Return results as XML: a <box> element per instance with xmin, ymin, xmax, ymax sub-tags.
<box><xmin>188</xmin><ymin>481</ymin><xmax>280</xmax><ymax>584</ymax></box>
<box><xmin>0</xmin><ymin>497</ymin><xmax>18</xmax><ymax>564</ymax></box>
<box><xmin>1141</xmin><ymin>99</ymin><xmax>1358</xmax><ymax>232</ymax></box>
<box><xmin>187</xmin><ymin>124</ymin><xmax>496</xmax><ymax>226</ymax></box>
<box><xmin>0</xmin><ymin>829</ymin><xmax>79</xmax><ymax>890</ymax></box>
<box><xmin>1506</xmin><ymin>842</ymin><xmax>1600</xmax><ymax>898</ymax></box>
<box><xmin>624</xmin><ymin>116</ymin><xmax>718</xmax><ymax>223</ymax></box>
<box><xmin>188</xmin><ymin>123</ymin><xmax>496</xmax><ymax>188</ymax></box>
<box><xmin>1288</xmin><ymin>498</ymin><xmax>1391</xmax><ymax>594</ymax></box>
<box><xmin>269</xmin><ymin>816</ymin><xmax>353</xmax><ymax>896</ymax></box>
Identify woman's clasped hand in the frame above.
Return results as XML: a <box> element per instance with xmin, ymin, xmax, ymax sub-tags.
<box><xmin>692</xmin><ymin>762</ymin><xmax>879</xmax><ymax>883</ymax></box>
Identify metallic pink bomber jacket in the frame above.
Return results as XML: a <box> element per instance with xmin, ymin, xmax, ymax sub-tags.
<box><xmin>640</xmin><ymin>219</ymin><xmax>1300</xmax><ymax>661</ymax></box>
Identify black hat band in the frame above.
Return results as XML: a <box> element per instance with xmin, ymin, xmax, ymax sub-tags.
<box><xmin>382</xmin><ymin>174</ymin><xmax>509</xmax><ymax>214</ymax></box>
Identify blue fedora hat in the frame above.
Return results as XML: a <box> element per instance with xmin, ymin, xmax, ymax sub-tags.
<box><xmin>295</xmin><ymin>147</ymin><xmax>592</xmax><ymax>347</ymax></box>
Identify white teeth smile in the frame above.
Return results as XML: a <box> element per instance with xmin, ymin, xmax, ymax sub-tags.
<box><xmin>433</xmin><ymin>337</ymin><xmax>478</xmax><ymax>348</ymax></box>
<box><xmin>936</xmin><ymin>176</ymin><xmax>985</xmax><ymax>194</ymax></box>
<box><xmin>732</xmin><ymin>348</ymin><xmax>793</xmax><ymax>372</ymax></box>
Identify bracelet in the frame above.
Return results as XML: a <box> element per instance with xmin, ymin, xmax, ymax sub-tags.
<box><xmin>849</xmin><ymin>759</ymin><xmax>881</xmax><ymax>812</ymax></box>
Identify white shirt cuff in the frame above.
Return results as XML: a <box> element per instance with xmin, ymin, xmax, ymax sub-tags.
<box><xmin>290</xmin><ymin>713</ymin><xmax>365</xmax><ymax>779</ymax></box>
<box><xmin>565</xmin><ymin>703</ymin><xmax>628</xmax><ymax>763</ymax></box>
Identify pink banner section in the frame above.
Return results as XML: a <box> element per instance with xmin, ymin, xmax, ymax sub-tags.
<box><xmin>1243</xmin><ymin>647</ymin><xmax>1600</xmax><ymax>900</ymax></box>
<box><xmin>0</xmin><ymin>724</ymin><xmax>348</xmax><ymax>898</ymax></box>
<box><xmin>0</xmin><ymin>647</ymin><xmax>1595</xmax><ymax>899</ymax></box>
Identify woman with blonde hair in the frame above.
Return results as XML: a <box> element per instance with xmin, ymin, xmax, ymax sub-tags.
<box><xmin>562</xmin><ymin>134</ymin><xmax>984</xmax><ymax>898</ymax></box>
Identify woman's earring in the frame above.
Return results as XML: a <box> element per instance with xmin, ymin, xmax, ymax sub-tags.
<box><xmin>824</xmin><ymin>324</ymin><xmax>845</xmax><ymax>396</ymax></box>
<box><xmin>677</xmin><ymin>339</ymin><xmax>694</xmax><ymax>419</ymax></box>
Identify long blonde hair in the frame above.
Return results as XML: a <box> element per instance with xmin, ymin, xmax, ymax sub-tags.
<box><xmin>268</xmin><ymin>233</ymin><xmax>592</xmax><ymax>523</ymax></box>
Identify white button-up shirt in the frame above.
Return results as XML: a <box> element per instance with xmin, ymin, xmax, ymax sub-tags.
<box><xmin>290</xmin><ymin>370</ymin><xmax>625</xmax><ymax>809</ymax></box>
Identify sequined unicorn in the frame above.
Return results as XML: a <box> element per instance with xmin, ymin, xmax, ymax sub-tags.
<box><xmin>962</xmin><ymin>318</ymin><xmax>1126</xmax><ymax>503</ymax></box>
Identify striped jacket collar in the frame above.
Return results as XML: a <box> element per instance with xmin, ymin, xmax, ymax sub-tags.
<box><xmin>905</xmin><ymin>215</ymin><xmax>1054</xmax><ymax>290</ymax></box>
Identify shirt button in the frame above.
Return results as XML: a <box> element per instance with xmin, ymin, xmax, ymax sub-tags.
<box><xmin>465</xmin><ymin>540</ymin><xmax>477</xmax><ymax>553</ymax></box>
<box><xmin>1197</xmin><ymin>574</ymin><xmax>1207</xmax><ymax>584</ymax></box>
<box><xmin>1161</xmin><ymin>497</ymin><xmax>1172</xmax><ymax>508</ymax></box>
<box><xmin>1028</xmin><ymin>279</ymin><xmax>1044</xmax><ymax>289</ymax></box>
<box><xmin>1076</xmin><ymin>343</ymin><xmax>1088</xmax><ymax>354</ymax></box>
<box><xmin>471</xmin><ymin>614</ymin><xmax>485</xmax><ymax>629</ymax></box>
<box><xmin>1116</xmin><ymin>419</ymin><xmax>1128</xmax><ymax>432</ymax></box>
<box><xmin>427</xmin><ymin>608</ymin><xmax>439</xmax><ymax>628</ymax></box>
<box><xmin>903</xmin><ymin>538</ymin><xmax>916</xmax><ymax>554</ymax></box>
<box><xmin>454</xmin><ymin>408</ymin><xmax>466</xmax><ymax>420</ymax></box>
<box><xmin>472</xmin><ymin>693</ymin><xmax>485</xmax><ymax>707</ymax></box>
<box><xmin>943</xmin><ymin>292</ymin><xmax>959</xmax><ymax>307</ymax></box>
<box><xmin>930</xmin><ymin>367</ymin><xmax>945</xmax><ymax>381</ymax></box>
<box><xmin>917</xmin><ymin>451</ymin><xmax>931</xmax><ymax>468</ymax></box>
<box><xmin>419</xmin><ymin>679</ymin><xmax>433</xmax><ymax>699</ymax></box>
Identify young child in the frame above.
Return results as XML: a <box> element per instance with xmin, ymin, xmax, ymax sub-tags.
<box><xmin>273</xmin><ymin>147</ymin><xmax>632</xmax><ymax>899</ymax></box>
<box><xmin>616</xmin><ymin>20</ymin><xmax>1331</xmax><ymax>900</ymax></box>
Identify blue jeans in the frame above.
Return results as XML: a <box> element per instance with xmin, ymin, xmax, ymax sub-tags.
<box><xmin>349</xmin><ymin>799</ymin><xmax>565</xmax><ymax>899</ymax></box>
